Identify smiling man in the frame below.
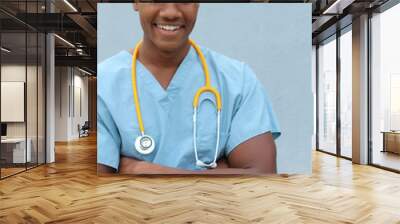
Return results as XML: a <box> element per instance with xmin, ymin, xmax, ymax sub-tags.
<box><xmin>97</xmin><ymin>3</ymin><xmax>281</xmax><ymax>175</ymax></box>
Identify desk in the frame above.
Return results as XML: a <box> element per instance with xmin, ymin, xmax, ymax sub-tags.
<box><xmin>1</xmin><ymin>138</ymin><xmax>31</xmax><ymax>163</ymax></box>
<box><xmin>381</xmin><ymin>131</ymin><xmax>400</xmax><ymax>154</ymax></box>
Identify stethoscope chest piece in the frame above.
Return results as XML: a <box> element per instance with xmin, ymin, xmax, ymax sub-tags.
<box><xmin>135</xmin><ymin>135</ymin><xmax>155</xmax><ymax>155</ymax></box>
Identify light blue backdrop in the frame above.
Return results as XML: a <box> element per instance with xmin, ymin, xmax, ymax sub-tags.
<box><xmin>98</xmin><ymin>3</ymin><xmax>313</xmax><ymax>174</ymax></box>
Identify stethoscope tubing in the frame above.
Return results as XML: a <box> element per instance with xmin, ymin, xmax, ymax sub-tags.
<box><xmin>131</xmin><ymin>39</ymin><xmax>222</xmax><ymax>168</ymax></box>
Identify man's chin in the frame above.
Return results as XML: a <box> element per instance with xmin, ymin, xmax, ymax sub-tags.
<box><xmin>155</xmin><ymin>39</ymin><xmax>189</xmax><ymax>53</ymax></box>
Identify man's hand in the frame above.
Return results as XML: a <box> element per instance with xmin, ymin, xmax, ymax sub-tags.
<box><xmin>216</xmin><ymin>157</ymin><xmax>229</xmax><ymax>169</ymax></box>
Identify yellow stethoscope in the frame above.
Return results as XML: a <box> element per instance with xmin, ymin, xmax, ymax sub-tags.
<box><xmin>131</xmin><ymin>39</ymin><xmax>222</xmax><ymax>168</ymax></box>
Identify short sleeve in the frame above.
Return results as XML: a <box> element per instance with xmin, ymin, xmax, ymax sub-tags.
<box><xmin>97</xmin><ymin>96</ymin><xmax>121</xmax><ymax>171</ymax></box>
<box><xmin>225</xmin><ymin>64</ymin><xmax>281</xmax><ymax>157</ymax></box>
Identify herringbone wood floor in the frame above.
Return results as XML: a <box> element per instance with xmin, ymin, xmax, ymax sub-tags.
<box><xmin>1</xmin><ymin>135</ymin><xmax>400</xmax><ymax>223</ymax></box>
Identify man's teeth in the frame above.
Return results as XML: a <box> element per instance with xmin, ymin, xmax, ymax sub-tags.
<box><xmin>157</xmin><ymin>24</ymin><xmax>180</xmax><ymax>31</ymax></box>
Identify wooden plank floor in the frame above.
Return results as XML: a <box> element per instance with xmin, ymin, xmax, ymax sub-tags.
<box><xmin>1</xmin><ymin>135</ymin><xmax>400</xmax><ymax>224</ymax></box>
<box><xmin>1</xmin><ymin>167</ymin><xmax>26</xmax><ymax>178</ymax></box>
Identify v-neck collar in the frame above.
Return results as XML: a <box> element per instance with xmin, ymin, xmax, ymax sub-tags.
<box><xmin>131</xmin><ymin>46</ymin><xmax>196</xmax><ymax>101</ymax></box>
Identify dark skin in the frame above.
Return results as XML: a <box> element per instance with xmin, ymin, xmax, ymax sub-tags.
<box><xmin>98</xmin><ymin>3</ymin><xmax>277</xmax><ymax>175</ymax></box>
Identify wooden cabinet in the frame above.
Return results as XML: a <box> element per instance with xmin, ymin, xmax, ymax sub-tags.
<box><xmin>382</xmin><ymin>132</ymin><xmax>400</xmax><ymax>154</ymax></box>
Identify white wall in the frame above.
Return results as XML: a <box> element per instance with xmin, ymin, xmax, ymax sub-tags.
<box><xmin>55</xmin><ymin>67</ymin><xmax>89</xmax><ymax>141</ymax></box>
<box><xmin>55</xmin><ymin>66</ymin><xmax>69</xmax><ymax>141</ymax></box>
<box><xmin>71</xmin><ymin>72</ymin><xmax>89</xmax><ymax>138</ymax></box>
<box><xmin>99</xmin><ymin>4</ymin><xmax>313</xmax><ymax>174</ymax></box>
<box><xmin>1</xmin><ymin>65</ymin><xmax>26</xmax><ymax>133</ymax></box>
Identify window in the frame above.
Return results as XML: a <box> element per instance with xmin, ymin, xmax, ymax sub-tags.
<box><xmin>317</xmin><ymin>35</ymin><xmax>337</xmax><ymax>155</ymax></box>
<box><xmin>0</xmin><ymin>1</ymin><xmax>46</xmax><ymax>179</ymax></box>
<box><xmin>339</xmin><ymin>27</ymin><xmax>352</xmax><ymax>158</ymax></box>
<box><xmin>371</xmin><ymin>3</ymin><xmax>400</xmax><ymax>171</ymax></box>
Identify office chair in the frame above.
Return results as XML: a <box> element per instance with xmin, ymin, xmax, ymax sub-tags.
<box><xmin>79</xmin><ymin>121</ymin><xmax>90</xmax><ymax>138</ymax></box>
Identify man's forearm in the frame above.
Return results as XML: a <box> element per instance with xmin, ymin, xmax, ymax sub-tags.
<box><xmin>119</xmin><ymin>157</ymin><xmax>259</xmax><ymax>175</ymax></box>
<box><xmin>120</xmin><ymin>158</ymin><xmax>193</xmax><ymax>174</ymax></box>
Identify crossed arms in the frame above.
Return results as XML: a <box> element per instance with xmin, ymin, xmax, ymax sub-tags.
<box><xmin>98</xmin><ymin>132</ymin><xmax>276</xmax><ymax>175</ymax></box>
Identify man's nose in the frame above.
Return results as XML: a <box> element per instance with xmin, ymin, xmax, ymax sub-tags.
<box><xmin>159</xmin><ymin>3</ymin><xmax>182</xmax><ymax>21</ymax></box>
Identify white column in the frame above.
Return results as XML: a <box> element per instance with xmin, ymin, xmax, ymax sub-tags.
<box><xmin>352</xmin><ymin>14</ymin><xmax>369</xmax><ymax>164</ymax></box>
<box><xmin>46</xmin><ymin>33</ymin><xmax>55</xmax><ymax>163</ymax></box>
<box><xmin>45</xmin><ymin>0</ymin><xmax>56</xmax><ymax>163</ymax></box>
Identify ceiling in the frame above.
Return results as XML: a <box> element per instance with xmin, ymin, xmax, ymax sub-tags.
<box><xmin>0</xmin><ymin>0</ymin><xmax>97</xmax><ymax>73</ymax></box>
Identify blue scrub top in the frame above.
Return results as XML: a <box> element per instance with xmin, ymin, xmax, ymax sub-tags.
<box><xmin>97</xmin><ymin>45</ymin><xmax>280</xmax><ymax>171</ymax></box>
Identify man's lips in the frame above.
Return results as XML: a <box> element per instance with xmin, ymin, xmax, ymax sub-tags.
<box><xmin>153</xmin><ymin>23</ymin><xmax>185</xmax><ymax>32</ymax></box>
